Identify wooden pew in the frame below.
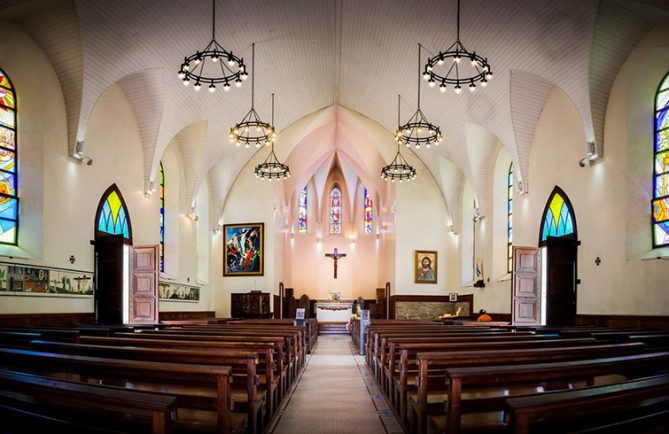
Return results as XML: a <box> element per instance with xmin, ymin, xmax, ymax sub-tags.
<box><xmin>388</xmin><ymin>337</ymin><xmax>597</xmax><ymax>420</ymax></box>
<box><xmin>504</xmin><ymin>374</ymin><xmax>669</xmax><ymax>434</ymax></box>
<box><xmin>430</xmin><ymin>351</ymin><xmax>669</xmax><ymax>434</ymax></box>
<box><xmin>411</xmin><ymin>342</ymin><xmax>647</xmax><ymax>434</ymax></box>
<box><xmin>123</xmin><ymin>330</ymin><xmax>297</xmax><ymax>388</ymax></box>
<box><xmin>78</xmin><ymin>336</ymin><xmax>282</xmax><ymax>416</ymax></box>
<box><xmin>0</xmin><ymin>369</ymin><xmax>177</xmax><ymax>434</ymax></box>
<box><xmin>27</xmin><ymin>340</ymin><xmax>263</xmax><ymax>434</ymax></box>
<box><xmin>0</xmin><ymin>347</ymin><xmax>234</xmax><ymax>434</ymax></box>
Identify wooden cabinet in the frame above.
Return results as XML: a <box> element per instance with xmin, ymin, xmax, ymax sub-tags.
<box><xmin>231</xmin><ymin>291</ymin><xmax>272</xmax><ymax>319</ymax></box>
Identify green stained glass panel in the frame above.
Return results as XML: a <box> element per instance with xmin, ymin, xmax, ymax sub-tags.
<box><xmin>657</xmin><ymin>129</ymin><xmax>669</xmax><ymax>152</ymax></box>
<box><xmin>0</xmin><ymin>107</ymin><xmax>14</xmax><ymax>129</ymax></box>
<box><xmin>0</xmin><ymin>126</ymin><xmax>14</xmax><ymax>150</ymax></box>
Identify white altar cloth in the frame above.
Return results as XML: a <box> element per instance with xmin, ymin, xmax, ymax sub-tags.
<box><xmin>316</xmin><ymin>301</ymin><xmax>352</xmax><ymax>322</ymax></box>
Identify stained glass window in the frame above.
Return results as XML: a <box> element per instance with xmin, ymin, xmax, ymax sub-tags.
<box><xmin>96</xmin><ymin>185</ymin><xmax>132</xmax><ymax>242</ymax></box>
<box><xmin>540</xmin><ymin>187</ymin><xmax>575</xmax><ymax>242</ymax></box>
<box><xmin>159</xmin><ymin>162</ymin><xmax>165</xmax><ymax>272</ymax></box>
<box><xmin>507</xmin><ymin>163</ymin><xmax>513</xmax><ymax>273</ymax></box>
<box><xmin>0</xmin><ymin>68</ymin><xmax>18</xmax><ymax>245</ymax></box>
<box><xmin>298</xmin><ymin>187</ymin><xmax>307</xmax><ymax>233</ymax></box>
<box><xmin>330</xmin><ymin>187</ymin><xmax>342</xmax><ymax>235</ymax></box>
<box><xmin>364</xmin><ymin>188</ymin><xmax>373</xmax><ymax>234</ymax></box>
<box><xmin>653</xmin><ymin>72</ymin><xmax>669</xmax><ymax>247</ymax></box>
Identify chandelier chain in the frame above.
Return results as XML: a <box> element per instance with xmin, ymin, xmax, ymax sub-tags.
<box><xmin>251</xmin><ymin>43</ymin><xmax>255</xmax><ymax>109</ymax></box>
<box><xmin>212</xmin><ymin>0</ymin><xmax>216</xmax><ymax>40</ymax></box>
<box><xmin>417</xmin><ymin>43</ymin><xmax>422</xmax><ymax>109</ymax></box>
<box><xmin>456</xmin><ymin>0</ymin><xmax>460</xmax><ymax>41</ymax></box>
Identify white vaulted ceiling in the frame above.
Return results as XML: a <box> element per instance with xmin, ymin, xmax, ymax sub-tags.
<box><xmin>2</xmin><ymin>0</ymin><xmax>668</xmax><ymax>227</ymax></box>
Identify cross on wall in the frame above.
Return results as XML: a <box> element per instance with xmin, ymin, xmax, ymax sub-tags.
<box><xmin>325</xmin><ymin>248</ymin><xmax>347</xmax><ymax>279</ymax></box>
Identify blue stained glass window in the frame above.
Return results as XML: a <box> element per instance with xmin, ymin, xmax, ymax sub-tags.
<box><xmin>653</xmin><ymin>72</ymin><xmax>669</xmax><ymax>247</ymax></box>
<box><xmin>298</xmin><ymin>187</ymin><xmax>307</xmax><ymax>233</ymax></box>
<box><xmin>507</xmin><ymin>163</ymin><xmax>513</xmax><ymax>273</ymax></box>
<box><xmin>159</xmin><ymin>162</ymin><xmax>165</xmax><ymax>272</ymax></box>
<box><xmin>0</xmin><ymin>68</ymin><xmax>18</xmax><ymax>245</ymax></box>
<box><xmin>364</xmin><ymin>188</ymin><xmax>373</xmax><ymax>234</ymax></box>
<box><xmin>540</xmin><ymin>188</ymin><xmax>576</xmax><ymax>242</ymax></box>
<box><xmin>96</xmin><ymin>185</ymin><xmax>132</xmax><ymax>242</ymax></box>
<box><xmin>330</xmin><ymin>187</ymin><xmax>342</xmax><ymax>235</ymax></box>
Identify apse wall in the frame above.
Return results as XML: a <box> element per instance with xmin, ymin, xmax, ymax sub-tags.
<box><xmin>0</xmin><ymin>24</ymin><xmax>211</xmax><ymax>315</ymax></box>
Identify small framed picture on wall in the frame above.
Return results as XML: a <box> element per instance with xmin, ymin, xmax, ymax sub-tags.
<box><xmin>414</xmin><ymin>250</ymin><xmax>438</xmax><ymax>284</ymax></box>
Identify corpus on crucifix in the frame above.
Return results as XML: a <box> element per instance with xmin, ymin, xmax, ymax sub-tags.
<box><xmin>325</xmin><ymin>248</ymin><xmax>347</xmax><ymax>279</ymax></box>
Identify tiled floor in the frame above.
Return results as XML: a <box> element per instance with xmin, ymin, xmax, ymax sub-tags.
<box><xmin>267</xmin><ymin>335</ymin><xmax>404</xmax><ymax>434</ymax></box>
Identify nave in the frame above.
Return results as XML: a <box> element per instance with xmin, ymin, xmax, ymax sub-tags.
<box><xmin>268</xmin><ymin>335</ymin><xmax>402</xmax><ymax>434</ymax></box>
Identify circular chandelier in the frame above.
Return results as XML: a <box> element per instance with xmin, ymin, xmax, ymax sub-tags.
<box><xmin>382</xmin><ymin>109</ymin><xmax>417</xmax><ymax>183</ymax></box>
<box><xmin>229</xmin><ymin>43</ymin><xmax>275</xmax><ymax>148</ymax></box>
<box><xmin>177</xmin><ymin>0</ymin><xmax>247</xmax><ymax>92</ymax></box>
<box><xmin>255</xmin><ymin>94</ymin><xmax>291</xmax><ymax>181</ymax></box>
<box><xmin>423</xmin><ymin>0</ymin><xmax>493</xmax><ymax>94</ymax></box>
<box><xmin>395</xmin><ymin>47</ymin><xmax>443</xmax><ymax>150</ymax></box>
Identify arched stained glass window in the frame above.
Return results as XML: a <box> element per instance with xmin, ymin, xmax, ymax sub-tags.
<box><xmin>159</xmin><ymin>162</ymin><xmax>165</xmax><ymax>272</ymax></box>
<box><xmin>330</xmin><ymin>187</ymin><xmax>342</xmax><ymax>235</ymax></box>
<box><xmin>298</xmin><ymin>187</ymin><xmax>307</xmax><ymax>233</ymax></box>
<box><xmin>95</xmin><ymin>184</ymin><xmax>132</xmax><ymax>243</ymax></box>
<box><xmin>0</xmin><ymin>68</ymin><xmax>18</xmax><ymax>245</ymax></box>
<box><xmin>540</xmin><ymin>186</ymin><xmax>576</xmax><ymax>243</ymax></box>
<box><xmin>507</xmin><ymin>163</ymin><xmax>513</xmax><ymax>273</ymax></box>
<box><xmin>364</xmin><ymin>188</ymin><xmax>373</xmax><ymax>234</ymax></box>
<box><xmin>652</xmin><ymin>72</ymin><xmax>669</xmax><ymax>247</ymax></box>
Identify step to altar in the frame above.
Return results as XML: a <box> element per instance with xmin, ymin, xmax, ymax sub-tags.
<box><xmin>318</xmin><ymin>322</ymin><xmax>350</xmax><ymax>335</ymax></box>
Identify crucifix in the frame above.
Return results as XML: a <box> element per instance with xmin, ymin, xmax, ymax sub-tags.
<box><xmin>325</xmin><ymin>248</ymin><xmax>347</xmax><ymax>279</ymax></box>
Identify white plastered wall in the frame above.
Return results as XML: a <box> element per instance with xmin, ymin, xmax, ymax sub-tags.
<box><xmin>0</xmin><ymin>24</ymin><xmax>212</xmax><ymax>315</ymax></box>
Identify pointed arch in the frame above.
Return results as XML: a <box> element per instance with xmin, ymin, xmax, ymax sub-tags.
<box><xmin>0</xmin><ymin>68</ymin><xmax>18</xmax><ymax>246</ymax></box>
<box><xmin>652</xmin><ymin>71</ymin><xmax>669</xmax><ymax>248</ymax></box>
<box><xmin>95</xmin><ymin>184</ymin><xmax>133</xmax><ymax>244</ymax></box>
<box><xmin>507</xmin><ymin>163</ymin><xmax>513</xmax><ymax>273</ymax></box>
<box><xmin>540</xmin><ymin>186</ymin><xmax>576</xmax><ymax>245</ymax></box>
<box><xmin>329</xmin><ymin>186</ymin><xmax>342</xmax><ymax>235</ymax></box>
<box><xmin>159</xmin><ymin>162</ymin><xmax>165</xmax><ymax>272</ymax></box>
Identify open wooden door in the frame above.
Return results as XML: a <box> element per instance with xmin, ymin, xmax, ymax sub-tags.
<box><xmin>94</xmin><ymin>235</ymin><xmax>125</xmax><ymax>324</ymax></box>
<box><xmin>129</xmin><ymin>245</ymin><xmax>159</xmax><ymax>324</ymax></box>
<box><xmin>545</xmin><ymin>237</ymin><xmax>577</xmax><ymax>326</ymax></box>
<box><xmin>511</xmin><ymin>246</ymin><xmax>542</xmax><ymax>325</ymax></box>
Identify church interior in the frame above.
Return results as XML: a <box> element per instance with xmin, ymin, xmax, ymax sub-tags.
<box><xmin>1</xmin><ymin>0</ymin><xmax>669</xmax><ymax>433</ymax></box>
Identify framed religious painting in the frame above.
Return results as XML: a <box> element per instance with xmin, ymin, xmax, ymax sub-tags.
<box><xmin>223</xmin><ymin>223</ymin><xmax>264</xmax><ymax>276</ymax></box>
<box><xmin>414</xmin><ymin>250</ymin><xmax>438</xmax><ymax>284</ymax></box>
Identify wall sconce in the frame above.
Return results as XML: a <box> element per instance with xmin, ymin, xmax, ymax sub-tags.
<box><xmin>316</xmin><ymin>237</ymin><xmax>321</xmax><ymax>243</ymax></box>
<box><xmin>212</xmin><ymin>224</ymin><xmax>222</xmax><ymax>234</ymax></box>
<box><xmin>579</xmin><ymin>141</ymin><xmax>600</xmax><ymax>167</ymax></box>
<box><xmin>473</xmin><ymin>208</ymin><xmax>483</xmax><ymax>222</ymax></box>
<box><xmin>449</xmin><ymin>224</ymin><xmax>458</xmax><ymax>235</ymax></box>
<box><xmin>188</xmin><ymin>213</ymin><xmax>199</xmax><ymax>221</ymax></box>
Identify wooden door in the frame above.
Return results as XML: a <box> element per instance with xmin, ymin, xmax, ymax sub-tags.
<box><xmin>129</xmin><ymin>245</ymin><xmax>159</xmax><ymax>324</ymax></box>
<box><xmin>545</xmin><ymin>237</ymin><xmax>577</xmax><ymax>326</ymax></box>
<box><xmin>94</xmin><ymin>235</ymin><xmax>125</xmax><ymax>324</ymax></box>
<box><xmin>511</xmin><ymin>246</ymin><xmax>542</xmax><ymax>325</ymax></box>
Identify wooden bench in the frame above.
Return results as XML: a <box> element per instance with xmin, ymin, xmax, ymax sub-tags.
<box><xmin>27</xmin><ymin>340</ymin><xmax>264</xmax><ymax>434</ymax></box>
<box><xmin>504</xmin><ymin>374</ymin><xmax>669</xmax><ymax>434</ymax></box>
<box><xmin>388</xmin><ymin>337</ymin><xmax>597</xmax><ymax>419</ymax></box>
<box><xmin>77</xmin><ymin>336</ymin><xmax>282</xmax><ymax>416</ymax></box>
<box><xmin>0</xmin><ymin>369</ymin><xmax>176</xmax><ymax>434</ymax></box>
<box><xmin>411</xmin><ymin>342</ymin><xmax>647</xmax><ymax>434</ymax></box>
<box><xmin>0</xmin><ymin>347</ymin><xmax>235</xmax><ymax>433</ymax></box>
<box><xmin>429</xmin><ymin>351</ymin><xmax>669</xmax><ymax>434</ymax></box>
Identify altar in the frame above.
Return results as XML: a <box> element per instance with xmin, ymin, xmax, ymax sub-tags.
<box><xmin>316</xmin><ymin>301</ymin><xmax>353</xmax><ymax>322</ymax></box>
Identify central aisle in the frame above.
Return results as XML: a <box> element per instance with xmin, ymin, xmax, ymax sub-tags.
<box><xmin>268</xmin><ymin>335</ymin><xmax>404</xmax><ymax>434</ymax></box>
